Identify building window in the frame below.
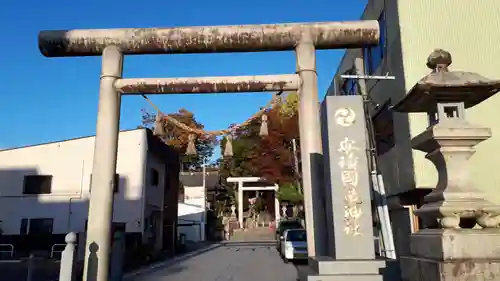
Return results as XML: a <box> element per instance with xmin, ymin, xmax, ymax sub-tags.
<box><xmin>20</xmin><ymin>219</ymin><xmax>28</xmax><ymax>235</ymax></box>
<box><xmin>89</xmin><ymin>173</ymin><xmax>119</xmax><ymax>193</ymax></box>
<box><xmin>340</xmin><ymin>68</ymin><xmax>359</xmax><ymax>96</ymax></box>
<box><xmin>20</xmin><ymin>218</ymin><xmax>54</xmax><ymax>235</ymax></box>
<box><xmin>30</xmin><ymin>218</ymin><xmax>54</xmax><ymax>234</ymax></box>
<box><xmin>150</xmin><ymin>168</ymin><xmax>159</xmax><ymax>186</ymax></box>
<box><xmin>23</xmin><ymin>175</ymin><xmax>53</xmax><ymax>195</ymax></box>
<box><xmin>372</xmin><ymin>100</ymin><xmax>395</xmax><ymax>155</ymax></box>
<box><xmin>341</xmin><ymin>78</ymin><xmax>358</xmax><ymax>95</ymax></box>
<box><xmin>364</xmin><ymin>12</ymin><xmax>386</xmax><ymax>74</ymax></box>
<box><xmin>363</xmin><ymin>47</ymin><xmax>373</xmax><ymax>74</ymax></box>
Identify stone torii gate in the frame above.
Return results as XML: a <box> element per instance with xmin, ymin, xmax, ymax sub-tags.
<box><xmin>227</xmin><ymin>176</ymin><xmax>281</xmax><ymax>228</ymax></box>
<box><xmin>38</xmin><ymin>21</ymin><xmax>379</xmax><ymax>281</ymax></box>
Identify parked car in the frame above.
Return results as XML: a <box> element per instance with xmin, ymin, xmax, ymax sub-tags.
<box><xmin>280</xmin><ymin>228</ymin><xmax>308</xmax><ymax>262</ymax></box>
<box><xmin>275</xmin><ymin>218</ymin><xmax>304</xmax><ymax>253</ymax></box>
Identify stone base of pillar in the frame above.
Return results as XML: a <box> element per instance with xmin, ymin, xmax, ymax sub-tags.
<box><xmin>299</xmin><ymin>257</ymin><xmax>385</xmax><ymax>281</ymax></box>
<box><xmin>228</xmin><ymin>217</ymin><xmax>239</xmax><ymax>227</ymax></box>
<box><xmin>401</xmin><ymin>229</ymin><xmax>500</xmax><ymax>281</ymax></box>
<box><xmin>401</xmin><ymin>256</ymin><xmax>500</xmax><ymax>281</ymax></box>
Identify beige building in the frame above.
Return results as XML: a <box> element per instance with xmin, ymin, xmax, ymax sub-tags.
<box><xmin>327</xmin><ymin>0</ymin><xmax>500</xmax><ymax>256</ymax></box>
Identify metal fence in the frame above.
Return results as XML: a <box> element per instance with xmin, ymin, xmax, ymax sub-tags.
<box><xmin>0</xmin><ymin>244</ymin><xmax>14</xmax><ymax>259</ymax></box>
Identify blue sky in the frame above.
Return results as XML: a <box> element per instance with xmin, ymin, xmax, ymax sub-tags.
<box><xmin>0</xmin><ymin>0</ymin><xmax>366</xmax><ymax>156</ymax></box>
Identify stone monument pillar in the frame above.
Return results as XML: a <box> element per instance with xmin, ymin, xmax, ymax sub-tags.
<box><xmin>301</xmin><ymin>94</ymin><xmax>385</xmax><ymax>281</ymax></box>
<box><xmin>282</xmin><ymin>205</ymin><xmax>288</xmax><ymax>218</ymax></box>
<box><xmin>225</xmin><ymin>205</ymin><xmax>239</xmax><ymax>239</ymax></box>
<box><xmin>230</xmin><ymin>205</ymin><xmax>236</xmax><ymax>218</ymax></box>
<box><xmin>393</xmin><ymin>49</ymin><xmax>500</xmax><ymax>281</ymax></box>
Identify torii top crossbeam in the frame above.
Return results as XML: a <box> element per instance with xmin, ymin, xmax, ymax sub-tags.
<box><xmin>38</xmin><ymin>21</ymin><xmax>379</xmax><ymax>57</ymax></box>
<box><xmin>227</xmin><ymin>176</ymin><xmax>268</xmax><ymax>183</ymax></box>
<box><xmin>227</xmin><ymin>177</ymin><xmax>279</xmax><ymax>191</ymax></box>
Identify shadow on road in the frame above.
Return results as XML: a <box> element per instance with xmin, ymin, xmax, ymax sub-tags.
<box><xmin>128</xmin><ymin>240</ymin><xmax>303</xmax><ymax>281</ymax></box>
<box><xmin>290</xmin><ymin>259</ymin><xmax>308</xmax><ymax>266</ymax></box>
<box><xmin>0</xmin><ymin>259</ymin><xmax>60</xmax><ymax>281</ymax></box>
<box><xmin>221</xmin><ymin>240</ymin><xmax>276</xmax><ymax>247</ymax></box>
<box><xmin>124</xmin><ymin>242</ymin><xmax>222</xmax><ymax>280</ymax></box>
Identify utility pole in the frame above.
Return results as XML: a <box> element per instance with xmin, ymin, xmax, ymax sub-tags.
<box><xmin>202</xmin><ymin>158</ymin><xmax>207</xmax><ymax>241</ymax></box>
<box><xmin>291</xmin><ymin>138</ymin><xmax>302</xmax><ymax>194</ymax></box>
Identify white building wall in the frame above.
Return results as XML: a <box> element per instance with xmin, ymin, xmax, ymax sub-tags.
<box><xmin>0</xmin><ymin>129</ymin><xmax>148</xmax><ymax>235</ymax></box>
<box><xmin>177</xmin><ymin>202</ymin><xmax>205</xmax><ymax>242</ymax></box>
<box><xmin>184</xmin><ymin>186</ymin><xmax>206</xmax><ymax>209</ymax></box>
<box><xmin>181</xmin><ymin>185</ymin><xmax>206</xmax><ymax>242</ymax></box>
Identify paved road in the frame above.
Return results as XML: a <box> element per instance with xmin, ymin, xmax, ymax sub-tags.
<box><xmin>0</xmin><ymin>228</ymin><xmax>301</xmax><ymax>281</ymax></box>
<box><xmin>127</xmin><ymin>242</ymin><xmax>300</xmax><ymax>281</ymax></box>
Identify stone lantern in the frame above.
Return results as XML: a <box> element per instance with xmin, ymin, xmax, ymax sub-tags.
<box><xmin>393</xmin><ymin>49</ymin><xmax>500</xmax><ymax>281</ymax></box>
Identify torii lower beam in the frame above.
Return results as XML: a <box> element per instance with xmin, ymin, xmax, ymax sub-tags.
<box><xmin>37</xmin><ymin>21</ymin><xmax>380</xmax><ymax>281</ymax></box>
<box><xmin>115</xmin><ymin>74</ymin><xmax>299</xmax><ymax>94</ymax></box>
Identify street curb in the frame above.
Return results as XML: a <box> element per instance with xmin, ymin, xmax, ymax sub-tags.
<box><xmin>221</xmin><ymin>240</ymin><xmax>276</xmax><ymax>246</ymax></box>
<box><xmin>123</xmin><ymin>243</ymin><xmax>222</xmax><ymax>279</ymax></box>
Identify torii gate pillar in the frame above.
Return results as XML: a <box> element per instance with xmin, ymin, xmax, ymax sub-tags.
<box><xmin>238</xmin><ymin>181</ymin><xmax>244</xmax><ymax>228</ymax></box>
<box><xmin>295</xmin><ymin>31</ymin><xmax>327</xmax><ymax>254</ymax></box>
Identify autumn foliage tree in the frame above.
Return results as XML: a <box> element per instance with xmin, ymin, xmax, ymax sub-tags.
<box><xmin>142</xmin><ymin>108</ymin><xmax>216</xmax><ymax>170</ymax></box>
<box><xmin>250</xmin><ymin>105</ymin><xmax>299</xmax><ymax>185</ymax></box>
<box><xmin>218</xmin><ymin>92</ymin><xmax>301</xmax><ymax>193</ymax></box>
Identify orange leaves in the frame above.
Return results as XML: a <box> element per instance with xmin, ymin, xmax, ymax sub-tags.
<box><xmin>249</xmin><ymin>106</ymin><xmax>299</xmax><ymax>185</ymax></box>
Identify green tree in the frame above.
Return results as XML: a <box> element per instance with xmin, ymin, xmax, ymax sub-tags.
<box><xmin>218</xmin><ymin>121</ymin><xmax>261</xmax><ymax>178</ymax></box>
<box><xmin>279</xmin><ymin>91</ymin><xmax>299</xmax><ymax>118</ymax></box>
<box><xmin>277</xmin><ymin>182</ymin><xmax>303</xmax><ymax>204</ymax></box>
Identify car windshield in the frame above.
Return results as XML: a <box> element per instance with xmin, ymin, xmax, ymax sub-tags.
<box><xmin>286</xmin><ymin>230</ymin><xmax>307</xmax><ymax>242</ymax></box>
<box><xmin>279</xmin><ymin>221</ymin><xmax>303</xmax><ymax>231</ymax></box>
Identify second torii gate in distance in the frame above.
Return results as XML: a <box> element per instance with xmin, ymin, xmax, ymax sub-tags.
<box><xmin>38</xmin><ymin>21</ymin><xmax>380</xmax><ymax>281</ymax></box>
<box><xmin>227</xmin><ymin>176</ymin><xmax>281</xmax><ymax>228</ymax></box>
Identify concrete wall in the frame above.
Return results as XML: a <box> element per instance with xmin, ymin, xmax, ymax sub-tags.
<box><xmin>329</xmin><ymin>0</ymin><xmax>500</xmax><ymax>202</ymax></box>
<box><xmin>327</xmin><ymin>0</ymin><xmax>415</xmax><ymax>257</ymax></box>
<box><xmin>0</xmin><ymin>129</ymin><xmax>151</xmax><ymax>235</ymax></box>
<box><xmin>328</xmin><ymin>0</ymin><xmax>411</xmax><ymax>198</ymax></box>
<box><xmin>328</xmin><ymin>0</ymin><xmax>500</xmax><ymax>257</ymax></box>
<box><xmin>398</xmin><ymin>0</ymin><xmax>500</xmax><ymax>204</ymax></box>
